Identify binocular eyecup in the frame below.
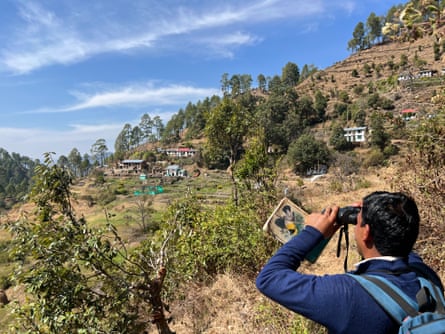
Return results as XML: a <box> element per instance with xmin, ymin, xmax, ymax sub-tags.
<box><xmin>336</xmin><ymin>206</ymin><xmax>361</xmax><ymax>226</ymax></box>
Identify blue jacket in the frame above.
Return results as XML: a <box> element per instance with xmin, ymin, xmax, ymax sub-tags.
<box><xmin>256</xmin><ymin>226</ymin><xmax>443</xmax><ymax>334</ymax></box>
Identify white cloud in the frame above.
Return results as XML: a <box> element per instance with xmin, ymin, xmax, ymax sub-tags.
<box><xmin>0</xmin><ymin>123</ymin><xmax>123</xmax><ymax>159</ymax></box>
<box><xmin>62</xmin><ymin>83</ymin><xmax>220</xmax><ymax>112</ymax></box>
<box><xmin>17</xmin><ymin>82</ymin><xmax>219</xmax><ymax>114</ymax></box>
<box><xmin>0</xmin><ymin>0</ymin><xmax>337</xmax><ymax>74</ymax></box>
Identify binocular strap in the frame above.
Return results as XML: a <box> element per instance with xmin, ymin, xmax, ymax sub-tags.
<box><xmin>336</xmin><ymin>225</ymin><xmax>350</xmax><ymax>272</ymax></box>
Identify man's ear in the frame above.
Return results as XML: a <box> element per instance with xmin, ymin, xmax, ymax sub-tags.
<box><xmin>363</xmin><ymin>224</ymin><xmax>373</xmax><ymax>244</ymax></box>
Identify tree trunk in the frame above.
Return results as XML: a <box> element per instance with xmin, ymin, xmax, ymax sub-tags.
<box><xmin>149</xmin><ymin>267</ymin><xmax>175</xmax><ymax>334</ymax></box>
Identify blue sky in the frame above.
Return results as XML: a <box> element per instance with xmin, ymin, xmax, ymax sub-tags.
<box><xmin>0</xmin><ymin>0</ymin><xmax>400</xmax><ymax>160</ymax></box>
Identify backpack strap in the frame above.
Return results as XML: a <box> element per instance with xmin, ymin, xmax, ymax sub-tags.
<box><xmin>348</xmin><ymin>274</ymin><xmax>419</xmax><ymax>324</ymax></box>
<box><xmin>410</xmin><ymin>262</ymin><xmax>445</xmax><ymax>292</ymax></box>
<box><xmin>417</xmin><ymin>277</ymin><xmax>445</xmax><ymax>313</ymax></box>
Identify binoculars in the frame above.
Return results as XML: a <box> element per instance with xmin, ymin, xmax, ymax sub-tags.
<box><xmin>336</xmin><ymin>206</ymin><xmax>361</xmax><ymax>226</ymax></box>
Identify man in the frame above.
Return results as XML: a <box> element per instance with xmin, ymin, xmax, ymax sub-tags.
<box><xmin>256</xmin><ymin>191</ymin><xmax>443</xmax><ymax>334</ymax></box>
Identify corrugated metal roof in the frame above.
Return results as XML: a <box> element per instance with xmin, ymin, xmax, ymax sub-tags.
<box><xmin>122</xmin><ymin>159</ymin><xmax>144</xmax><ymax>163</ymax></box>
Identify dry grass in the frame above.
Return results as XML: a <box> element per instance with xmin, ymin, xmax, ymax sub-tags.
<box><xmin>160</xmin><ymin>161</ymin><xmax>444</xmax><ymax>334</ymax></box>
<box><xmin>1</xmin><ymin>158</ymin><xmax>443</xmax><ymax>333</ymax></box>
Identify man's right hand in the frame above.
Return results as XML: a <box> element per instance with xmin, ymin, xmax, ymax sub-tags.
<box><xmin>305</xmin><ymin>206</ymin><xmax>340</xmax><ymax>238</ymax></box>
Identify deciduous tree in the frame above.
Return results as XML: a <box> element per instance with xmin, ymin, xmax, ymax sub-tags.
<box><xmin>7</xmin><ymin>154</ymin><xmax>175</xmax><ymax>334</ymax></box>
<box><xmin>287</xmin><ymin>133</ymin><xmax>331</xmax><ymax>174</ymax></box>
<box><xmin>91</xmin><ymin>138</ymin><xmax>108</xmax><ymax>167</ymax></box>
<box><xmin>204</xmin><ymin>98</ymin><xmax>251</xmax><ymax>204</ymax></box>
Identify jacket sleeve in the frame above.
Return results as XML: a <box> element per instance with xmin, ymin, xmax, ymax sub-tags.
<box><xmin>255</xmin><ymin>226</ymin><xmax>362</xmax><ymax>331</ymax></box>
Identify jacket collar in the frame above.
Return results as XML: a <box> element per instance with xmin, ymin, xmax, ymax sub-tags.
<box><xmin>352</xmin><ymin>256</ymin><xmax>410</xmax><ymax>275</ymax></box>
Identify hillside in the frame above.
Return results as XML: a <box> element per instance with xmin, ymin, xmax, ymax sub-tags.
<box><xmin>1</xmin><ymin>31</ymin><xmax>444</xmax><ymax>334</ymax></box>
<box><xmin>297</xmin><ymin>35</ymin><xmax>443</xmax><ymax>116</ymax></box>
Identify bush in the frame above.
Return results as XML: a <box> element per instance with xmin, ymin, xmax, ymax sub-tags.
<box><xmin>0</xmin><ymin>241</ymin><xmax>11</xmax><ymax>264</ymax></box>
<box><xmin>355</xmin><ymin>178</ymin><xmax>372</xmax><ymax>189</ymax></box>
<box><xmin>287</xmin><ymin>134</ymin><xmax>331</xmax><ymax>175</ymax></box>
<box><xmin>113</xmin><ymin>183</ymin><xmax>129</xmax><ymax>195</ymax></box>
<box><xmin>162</xmin><ymin>197</ymin><xmax>273</xmax><ymax>288</ymax></box>
<box><xmin>363</xmin><ymin>149</ymin><xmax>385</xmax><ymax>167</ymax></box>
<box><xmin>353</xmin><ymin>84</ymin><xmax>364</xmax><ymax>96</ymax></box>
<box><xmin>0</xmin><ymin>275</ymin><xmax>12</xmax><ymax>290</ymax></box>
<box><xmin>392</xmin><ymin>111</ymin><xmax>445</xmax><ymax>276</ymax></box>
<box><xmin>383</xmin><ymin>144</ymin><xmax>399</xmax><ymax>157</ymax></box>
<box><xmin>333</xmin><ymin>103</ymin><xmax>348</xmax><ymax>118</ymax></box>
<box><xmin>96</xmin><ymin>190</ymin><xmax>117</xmax><ymax>205</ymax></box>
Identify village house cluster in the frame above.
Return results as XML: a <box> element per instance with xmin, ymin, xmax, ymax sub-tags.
<box><xmin>106</xmin><ymin>147</ymin><xmax>198</xmax><ymax>178</ymax></box>
<box><xmin>397</xmin><ymin>68</ymin><xmax>445</xmax><ymax>81</ymax></box>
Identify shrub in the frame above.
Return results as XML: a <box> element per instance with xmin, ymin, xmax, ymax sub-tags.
<box><xmin>383</xmin><ymin>144</ymin><xmax>399</xmax><ymax>157</ymax></box>
<box><xmin>96</xmin><ymin>190</ymin><xmax>117</xmax><ymax>205</ymax></box>
<box><xmin>392</xmin><ymin>111</ymin><xmax>445</xmax><ymax>276</ymax></box>
<box><xmin>363</xmin><ymin>149</ymin><xmax>385</xmax><ymax>167</ymax></box>
<box><xmin>355</xmin><ymin>178</ymin><xmax>371</xmax><ymax>189</ymax></box>
<box><xmin>353</xmin><ymin>84</ymin><xmax>364</xmax><ymax>96</ymax></box>
<box><xmin>0</xmin><ymin>275</ymin><xmax>12</xmax><ymax>290</ymax></box>
<box><xmin>162</xmin><ymin>196</ymin><xmax>273</xmax><ymax>288</ymax></box>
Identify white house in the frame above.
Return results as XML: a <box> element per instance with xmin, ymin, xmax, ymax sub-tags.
<box><xmin>159</xmin><ymin>147</ymin><xmax>197</xmax><ymax>158</ymax></box>
<box><xmin>343</xmin><ymin>126</ymin><xmax>367</xmax><ymax>143</ymax></box>
<box><xmin>401</xmin><ymin>109</ymin><xmax>417</xmax><ymax>121</ymax></box>
<box><xmin>165</xmin><ymin>164</ymin><xmax>187</xmax><ymax>177</ymax></box>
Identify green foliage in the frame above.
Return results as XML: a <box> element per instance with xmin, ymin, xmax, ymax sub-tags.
<box><xmin>393</xmin><ymin>107</ymin><xmax>445</xmax><ymax>274</ymax></box>
<box><xmin>161</xmin><ymin>196</ymin><xmax>271</xmax><ymax>289</ymax></box>
<box><xmin>330</xmin><ymin>124</ymin><xmax>353</xmax><ymax>152</ymax></box>
<box><xmin>0</xmin><ymin>149</ymin><xmax>37</xmax><ymax>210</ymax></box>
<box><xmin>362</xmin><ymin>63</ymin><xmax>372</xmax><ymax>75</ymax></box>
<box><xmin>255</xmin><ymin>299</ymin><xmax>327</xmax><ymax>334</ymax></box>
<box><xmin>96</xmin><ymin>189</ymin><xmax>117</xmax><ymax>206</ymax></box>
<box><xmin>91</xmin><ymin>169</ymin><xmax>106</xmax><ymax>185</ymax></box>
<box><xmin>333</xmin><ymin>102</ymin><xmax>348</xmax><ymax>118</ymax></box>
<box><xmin>91</xmin><ymin>138</ymin><xmax>108</xmax><ymax>167</ymax></box>
<box><xmin>353</xmin><ymin>109</ymin><xmax>367</xmax><ymax>127</ymax></box>
<box><xmin>355</xmin><ymin>177</ymin><xmax>372</xmax><ymax>189</ymax></box>
<box><xmin>353</xmin><ymin>84</ymin><xmax>364</xmax><ymax>95</ymax></box>
<box><xmin>363</xmin><ymin>148</ymin><xmax>386</xmax><ymax>167</ymax></box>
<box><xmin>281</xmin><ymin>62</ymin><xmax>300</xmax><ymax>87</ymax></box>
<box><xmin>383</xmin><ymin>144</ymin><xmax>399</xmax><ymax>157</ymax></box>
<box><xmin>287</xmin><ymin>134</ymin><xmax>331</xmax><ymax>175</ymax></box>
<box><xmin>6</xmin><ymin>153</ymin><xmax>171</xmax><ymax>333</ymax></box>
<box><xmin>348</xmin><ymin>21</ymin><xmax>366</xmax><ymax>52</ymax></box>
<box><xmin>113</xmin><ymin>182</ymin><xmax>129</xmax><ymax>195</ymax></box>
<box><xmin>367</xmin><ymin>93</ymin><xmax>380</xmax><ymax>108</ymax></box>
<box><xmin>399</xmin><ymin>53</ymin><xmax>408</xmax><ymax>68</ymax></box>
<box><xmin>204</xmin><ymin>98</ymin><xmax>250</xmax><ymax>169</ymax></box>
<box><xmin>338</xmin><ymin>91</ymin><xmax>350</xmax><ymax>103</ymax></box>
<box><xmin>413</xmin><ymin>52</ymin><xmax>427</xmax><ymax>67</ymax></box>
<box><xmin>369</xmin><ymin>112</ymin><xmax>390</xmax><ymax>151</ymax></box>
<box><xmin>235</xmin><ymin>134</ymin><xmax>281</xmax><ymax>221</ymax></box>
<box><xmin>314</xmin><ymin>90</ymin><xmax>328</xmax><ymax>121</ymax></box>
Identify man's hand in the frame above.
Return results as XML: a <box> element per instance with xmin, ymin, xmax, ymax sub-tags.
<box><xmin>305</xmin><ymin>206</ymin><xmax>341</xmax><ymax>238</ymax></box>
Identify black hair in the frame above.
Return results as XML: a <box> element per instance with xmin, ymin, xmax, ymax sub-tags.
<box><xmin>361</xmin><ymin>191</ymin><xmax>419</xmax><ymax>257</ymax></box>
<box><xmin>282</xmin><ymin>205</ymin><xmax>291</xmax><ymax>213</ymax></box>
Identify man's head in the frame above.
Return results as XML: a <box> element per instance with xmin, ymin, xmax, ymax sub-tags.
<box><xmin>358</xmin><ymin>191</ymin><xmax>420</xmax><ymax>257</ymax></box>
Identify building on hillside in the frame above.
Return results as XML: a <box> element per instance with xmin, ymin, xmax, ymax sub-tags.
<box><xmin>418</xmin><ymin>69</ymin><xmax>437</xmax><ymax>78</ymax></box>
<box><xmin>398</xmin><ymin>69</ymin><xmax>438</xmax><ymax>82</ymax></box>
<box><xmin>267</xmin><ymin>144</ymin><xmax>284</xmax><ymax>154</ymax></box>
<box><xmin>115</xmin><ymin>159</ymin><xmax>147</xmax><ymax>175</ymax></box>
<box><xmin>400</xmin><ymin>109</ymin><xmax>417</xmax><ymax>121</ymax></box>
<box><xmin>165</xmin><ymin>164</ymin><xmax>187</xmax><ymax>177</ymax></box>
<box><xmin>158</xmin><ymin>147</ymin><xmax>197</xmax><ymax>158</ymax></box>
<box><xmin>343</xmin><ymin>126</ymin><xmax>367</xmax><ymax>144</ymax></box>
<box><xmin>397</xmin><ymin>72</ymin><xmax>414</xmax><ymax>82</ymax></box>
